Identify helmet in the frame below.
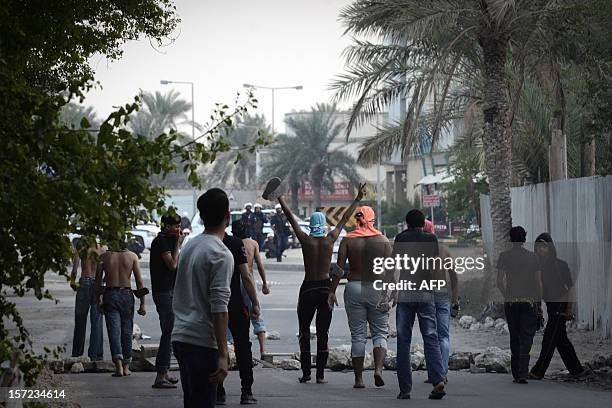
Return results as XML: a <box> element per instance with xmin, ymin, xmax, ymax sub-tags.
<box><xmin>244</xmin><ymin>202</ymin><xmax>253</xmax><ymax>209</ymax></box>
<box><xmin>253</xmin><ymin>203</ymin><xmax>262</xmax><ymax>209</ymax></box>
<box><xmin>275</xmin><ymin>204</ymin><xmax>281</xmax><ymax>210</ymax></box>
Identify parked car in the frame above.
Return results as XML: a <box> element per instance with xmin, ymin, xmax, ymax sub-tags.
<box><xmin>130</xmin><ymin>223</ymin><xmax>160</xmax><ymax>250</ymax></box>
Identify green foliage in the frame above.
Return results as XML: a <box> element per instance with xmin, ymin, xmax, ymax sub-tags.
<box><xmin>0</xmin><ymin>0</ymin><xmax>258</xmax><ymax>385</ymax></box>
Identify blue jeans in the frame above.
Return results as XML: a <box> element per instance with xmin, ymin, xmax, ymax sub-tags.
<box><xmin>275</xmin><ymin>233</ymin><xmax>288</xmax><ymax>261</ymax></box>
<box><xmin>103</xmin><ymin>288</ymin><xmax>134</xmax><ymax>363</ymax></box>
<box><xmin>173</xmin><ymin>341</ymin><xmax>219</xmax><ymax>408</ymax></box>
<box><xmin>153</xmin><ymin>292</ymin><xmax>174</xmax><ymax>373</ymax></box>
<box><xmin>504</xmin><ymin>302</ymin><xmax>538</xmax><ymax>379</ymax></box>
<box><xmin>396</xmin><ymin>302</ymin><xmax>445</xmax><ymax>393</ymax></box>
<box><xmin>72</xmin><ymin>277</ymin><xmax>104</xmax><ymax>360</ymax></box>
<box><xmin>434</xmin><ymin>293</ymin><xmax>451</xmax><ymax>376</ymax></box>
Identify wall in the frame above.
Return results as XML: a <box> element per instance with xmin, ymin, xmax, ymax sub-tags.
<box><xmin>480</xmin><ymin>176</ymin><xmax>612</xmax><ymax>338</ymax></box>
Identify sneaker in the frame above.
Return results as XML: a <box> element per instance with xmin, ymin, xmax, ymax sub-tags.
<box><xmin>262</xmin><ymin>177</ymin><xmax>281</xmax><ymax>200</ymax></box>
<box><xmin>397</xmin><ymin>391</ymin><xmax>411</xmax><ymax>399</ymax></box>
<box><xmin>240</xmin><ymin>392</ymin><xmax>257</xmax><ymax>405</ymax></box>
<box><xmin>429</xmin><ymin>383</ymin><xmax>446</xmax><ymax>400</ymax></box>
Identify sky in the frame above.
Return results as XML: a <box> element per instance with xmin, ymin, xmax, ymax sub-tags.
<box><xmin>85</xmin><ymin>0</ymin><xmax>354</xmax><ymax>133</ymax></box>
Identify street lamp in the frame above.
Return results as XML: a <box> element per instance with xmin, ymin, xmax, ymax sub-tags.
<box><xmin>242</xmin><ymin>83</ymin><xmax>303</xmax><ymax>132</ymax></box>
<box><xmin>160</xmin><ymin>79</ymin><xmax>197</xmax><ymax>218</ymax></box>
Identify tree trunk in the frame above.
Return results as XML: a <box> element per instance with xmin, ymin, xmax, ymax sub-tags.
<box><xmin>580</xmin><ymin>135</ymin><xmax>596</xmax><ymax>176</ymax></box>
<box><xmin>310</xmin><ymin>163</ymin><xmax>325</xmax><ymax>209</ymax></box>
<box><xmin>478</xmin><ymin>32</ymin><xmax>512</xmax><ymax>303</ymax></box>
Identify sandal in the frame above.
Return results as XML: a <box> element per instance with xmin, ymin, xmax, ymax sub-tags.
<box><xmin>152</xmin><ymin>379</ymin><xmax>177</xmax><ymax>389</ymax></box>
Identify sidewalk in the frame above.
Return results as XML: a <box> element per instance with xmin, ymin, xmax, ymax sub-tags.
<box><xmin>61</xmin><ymin>367</ymin><xmax>610</xmax><ymax>408</ymax></box>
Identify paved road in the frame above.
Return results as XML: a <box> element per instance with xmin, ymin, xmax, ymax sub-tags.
<box><xmin>61</xmin><ymin>367</ymin><xmax>611</xmax><ymax>408</ymax></box>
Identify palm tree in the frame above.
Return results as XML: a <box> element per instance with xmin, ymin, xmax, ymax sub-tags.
<box><xmin>333</xmin><ymin>0</ymin><xmax>601</xmax><ymax>299</ymax></box>
<box><xmin>264</xmin><ymin>103</ymin><xmax>360</xmax><ymax>209</ymax></box>
<box><xmin>206</xmin><ymin>114</ymin><xmax>271</xmax><ymax>188</ymax></box>
<box><xmin>59</xmin><ymin>102</ymin><xmax>100</xmax><ymax>130</ymax></box>
<box><xmin>130</xmin><ymin>90</ymin><xmax>196</xmax><ymax>142</ymax></box>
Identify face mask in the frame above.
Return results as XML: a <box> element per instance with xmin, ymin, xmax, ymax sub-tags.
<box><xmin>309</xmin><ymin>212</ymin><xmax>326</xmax><ymax>237</ymax></box>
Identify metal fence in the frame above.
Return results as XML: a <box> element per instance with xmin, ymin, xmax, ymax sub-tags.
<box><xmin>480</xmin><ymin>176</ymin><xmax>612</xmax><ymax>338</ymax></box>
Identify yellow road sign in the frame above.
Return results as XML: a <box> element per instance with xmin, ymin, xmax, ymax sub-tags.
<box><xmin>321</xmin><ymin>206</ymin><xmax>356</xmax><ymax>228</ymax></box>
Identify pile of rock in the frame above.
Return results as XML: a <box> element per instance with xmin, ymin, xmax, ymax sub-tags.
<box><xmin>459</xmin><ymin>315</ymin><xmax>508</xmax><ymax>334</ymax></box>
<box><xmin>49</xmin><ymin>357</ymin><xmax>116</xmax><ymax>374</ymax></box>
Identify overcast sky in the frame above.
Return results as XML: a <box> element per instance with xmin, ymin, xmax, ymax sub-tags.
<box><xmin>85</xmin><ymin>0</ymin><xmax>354</xmax><ymax>133</ymax></box>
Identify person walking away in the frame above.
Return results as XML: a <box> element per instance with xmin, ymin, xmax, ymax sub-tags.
<box><xmin>150</xmin><ymin>210</ymin><xmax>184</xmax><ymax>388</ymax></box>
<box><xmin>172</xmin><ymin>189</ymin><xmax>232</xmax><ymax>407</ymax></box>
<box><xmin>232</xmin><ymin>220</ymin><xmax>271</xmax><ymax>358</ymax></box>
<box><xmin>263</xmin><ymin>177</ymin><xmax>365</xmax><ymax>384</ymax></box>
<box><xmin>252</xmin><ymin>203</ymin><xmax>267</xmax><ymax>250</ymax></box>
<box><xmin>392</xmin><ymin>210</ymin><xmax>446</xmax><ymax>400</ymax></box>
<box><xmin>217</xmin><ymin>226</ymin><xmax>261</xmax><ymax>405</ymax></box>
<box><xmin>95</xmin><ymin>244</ymin><xmax>147</xmax><ymax>377</ymax></box>
<box><xmin>329</xmin><ymin>206</ymin><xmax>392</xmax><ymax>388</ymax></box>
<box><xmin>70</xmin><ymin>239</ymin><xmax>106</xmax><ymax>361</ymax></box>
<box><xmin>497</xmin><ymin>226</ymin><xmax>543</xmax><ymax>384</ymax></box>
<box><xmin>529</xmin><ymin>233</ymin><xmax>585</xmax><ymax>379</ymax></box>
<box><xmin>423</xmin><ymin>220</ymin><xmax>459</xmax><ymax>383</ymax></box>
<box><xmin>270</xmin><ymin>204</ymin><xmax>291</xmax><ymax>262</ymax></box>
<box><xmin>180</xmin><ymin>211</ymin><xmax>192</xmax><ymax>234</ymax></box>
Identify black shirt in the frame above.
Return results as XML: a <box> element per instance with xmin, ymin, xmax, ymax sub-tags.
<box><xmin>270</xmin><ymin>213</ymin><xmax>291</xmax><ymax>235</ymax></box>
<box><xmin>497</xmin><ymin>245</ymin><xmax>540</xmax><ymax>301</ymax></box>
<box><xmin>223</xmin><ymin>234</ymin><xmax>248</xmax><ymax>307</ymax></box>
<box><xmin>541</xmin><ymin>258</ymin><xmax>572</xmax><ymax>302</ymax></box>
<box><xmin>150</xmin><ymin>233</ymin><xmax>178</xmax><ymax>293</ymax></box>
<box><xmin>393</xmin><ymin>229</ymin><xmax>440</xmax><ymax>294</ymax></box>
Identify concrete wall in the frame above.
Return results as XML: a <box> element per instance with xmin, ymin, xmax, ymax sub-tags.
<box><xmin>480</xmin><ymin>176</ymin><xmax>612</xmax><ymax>338</ymax></box>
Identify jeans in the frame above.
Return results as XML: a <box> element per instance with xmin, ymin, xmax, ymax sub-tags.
<box><xmin>297</xmin><ymin>280</ymin><xmax>332</xmax><ymax>379</ymax></box>
<box><xmin>227</xmin><ymin>302</ymin><xmax>254</xmax><ymax>392</ymax></box>
<box><xmin>103</xmin><ymin>288</ymin><xmax>135</xmax><ymax>363</ymax></box>
<box><xmin>72</xmin><ymin>277</ymin><xmax>104</xmax><ymax>360</ymax></box>
<box><xmin>396</xmin><ymin>302</ymin><xmax>445</xmax><ymax>393</ymax></box>
<box><xmin>173</xmin><ymin>341</ymin><xmax>219</xmax><ymax>408</ymax></box>
<box><xmin>240</xmin><ymin>282</ymin><xmax>266</xmax><ymax>335</ymax></box>
<box><xmin>153</xmin><ymin>291</ymin><xmax>174</xmax><ymax>373</ymax></box>
<box><xmin>254</xmin><ymin>232</ymin><xmax>265</xmax><ymax>251</ymax></box>
<box><xmin>504</xmin><ymin>302</ymin><xmax>538</xmax><ymax>380</ymax></box>
<box><xmin>343</xmin><ymin>281</ymin><xmax>389</xmax><ymax>357</ymax></box>
<box><xmin>274</xmin><ymin>233</ymin><xmax>288</xmax><ymax>261</ymax></box>
<box><xmin>434</xmin><ymin>293</ymin><xmax>451</xmax><ymax>376</ymax></box>
<box><xmin>530</xmin><ymin>302</ymin><xmax>583</xmax><ymax>377</ymax></box>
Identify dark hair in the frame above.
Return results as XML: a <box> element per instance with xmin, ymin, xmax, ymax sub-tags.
<box><xmin>231</xmin><ymin>220</ymin><xmax>248</xmax><ymax>239</ymax></box>
<box><xmin>535</xmin><ymin>232</ymin><xmax>558</xmax><ymax>258</ymax></box>
<box><xmin>197</xmin><ymin>188</ymin><xmax>229</xmax><ymax>228</ymax></box>
<box><xmin>405</xmin><ymin>209</ymin><xmax>425</xmax><ymax>228</ymax></box>
<box><xmin>509</xmin><ymin>226</ymin><xmax>527</xmax><ymax>243</ymax></box>
<box><xmin>161</xmin><ymin>208</ymin><xmax>181</xmax><ymax>228</ymax></box>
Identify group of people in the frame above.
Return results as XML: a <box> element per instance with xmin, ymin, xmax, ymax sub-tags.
<box><xmin>68</xmin><ymin>177</ymin><xmax>586</xmax><ymax>407</ymax></box>
<box><xmin>241</xmin><ymin>201</ymin><xmax>293</xmax><ymax>263</ymax></box>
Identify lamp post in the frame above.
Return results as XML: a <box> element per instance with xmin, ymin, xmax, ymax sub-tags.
<box><xmin>242</xmin><ymin>83</ymin><xmax>303</xmax><ymax>133</ymax></box>
<box><xmin>242</xmin><ymin>83</ymin><xmax>303</xmax><ymax>180</ymax></box>
<box><xmin>160</xmin><ymin>79</ymin><xmax>197</xmax><ymax>218</ymax></box>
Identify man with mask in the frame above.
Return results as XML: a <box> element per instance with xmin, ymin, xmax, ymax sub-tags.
<box><xmin>263</xmin><ymin>177</ymin><xmax>365</xmax><ymax>383</ymax></box>
<box><xmin>241</xmin><ymin>202</ymin><xmax>255</xmax><ymax>239</ymax></box>
<box><xmin>329</xmin><ymin>206</ymin><xmax>392</xmax><ymax>388</ymax></box>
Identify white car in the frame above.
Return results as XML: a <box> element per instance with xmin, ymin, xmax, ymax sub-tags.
<box><xmin>130</xmin><ymin>223</ymin><xmax>160</xmax><ymax>250</ymax></box>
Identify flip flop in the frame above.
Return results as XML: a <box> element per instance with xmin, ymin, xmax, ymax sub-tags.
<box><xmin>112</xmin><ymin>372</ymin><xmax>123</xmax><ymax>377</ymax></box>
<box><xmin>166</xmin><ymin>376</ymin><xmax>179</xmax><ymax>384</ymax></box>
<box><xmin>152</xmin><ymin>379</ymin><xmax>177</xmax><ymax>389</ymax></box>
<box><xmin>262</xmin><ymin>177</ymin><xmax>282</xmax><ymax>200</ymax></box>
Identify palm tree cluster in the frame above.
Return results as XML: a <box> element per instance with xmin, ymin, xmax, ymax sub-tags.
<box><xmin>332</xmin><ymin>0</ymin><xmax>611</xmax><ymax>298</ymax></box>
<box><xmin>260</xmin><ymin>103</ymin><xmax>360</xmax><ymax>210</ymax></box>
<box><xmin>204</xmin><ymin>114</ymin><xmax>271</xmax><ymax>189</ymax></box>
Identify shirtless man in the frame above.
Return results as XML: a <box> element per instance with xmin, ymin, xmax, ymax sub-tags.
<box><xmin>231</xmin><ymin>220</ymin><xmax>270</xmax><ymax>357</ymax></box>
<box><xmin>95</xmin><ymin>245</ymin><xmax>147</xmax><ymax>377</ymax></box>
<box><xmin>70</xmin><ymin>239</ymin><xmax>107</xmax><ymax>361</ymax></box>
<box><xmin>329</xmin><ymin>206</ymin><xmax>392</xmax><ymax>388</ymax></box>
<box><xmin>262</xmin><ymin>178</ymin><xmax>365</xmax><ymax>383</ymax></box>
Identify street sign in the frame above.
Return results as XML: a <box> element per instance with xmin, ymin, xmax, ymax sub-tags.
<box><xmin>321</xmin><ymin>206</ymin><xmax>356</xmax><ymax>228</ymax></box>
<box><xmin>423</xmin><ymin>194</ymin><xmax>440</xmax><ymax>208</ymax></box>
